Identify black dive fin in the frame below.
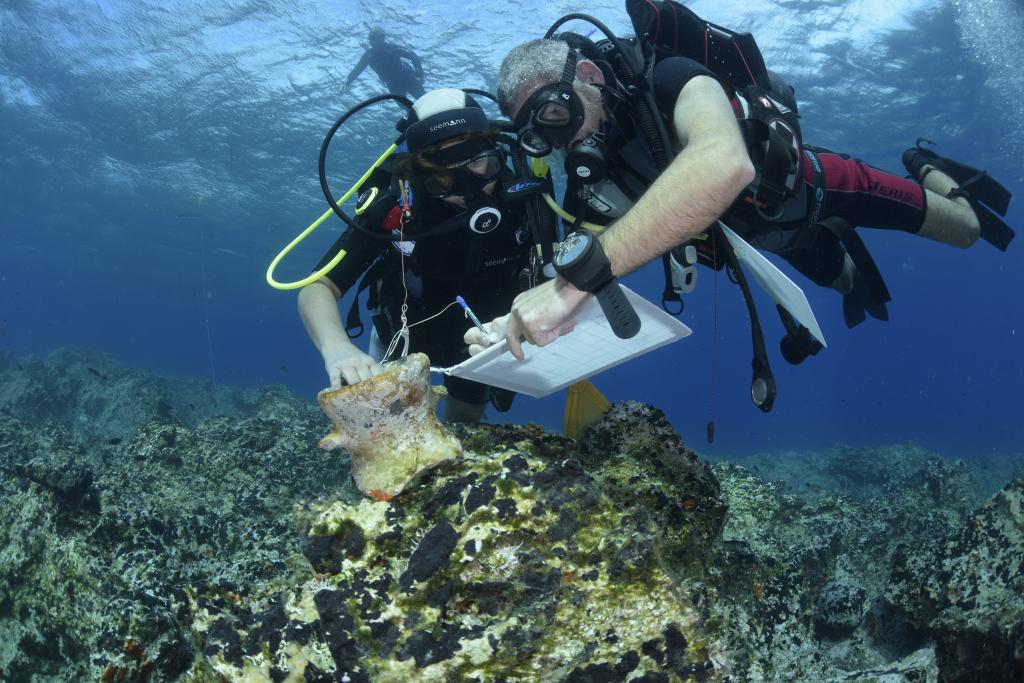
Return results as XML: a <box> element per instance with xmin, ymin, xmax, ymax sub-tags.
<box><xmin>903</xmin><ymin>138</ymin><xmax>1011</xmax><ymax>216</ymax></box>
<box><xmin>866</xmin><ymin>299</ymin><xmax>889</xmax><ymax>322</ymax></box>
<box><xmin>843</xmin><ymin>275</ymin><xmax>889</xmax><ymax>329</ymax></box>
<box><xmin>843</xmin><ymin>293</ymin><xmax>866</xmax><ymax>329</ymax></box>
<box><xmin>975</xmin><ymin>201</ymin><xmax>1016</xmax><ymax>252</ymax></box>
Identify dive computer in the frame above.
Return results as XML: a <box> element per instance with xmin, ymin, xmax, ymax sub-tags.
<box><xmin>553</xmin><ymin>231</ymin><xmax>641</xmax><ymax>339</ymax></box>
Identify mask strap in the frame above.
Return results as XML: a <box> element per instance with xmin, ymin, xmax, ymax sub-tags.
<box><xmin>559</xmin><ymin>48</ymin><xmax>578</xmax><ymax>91</ymax></box>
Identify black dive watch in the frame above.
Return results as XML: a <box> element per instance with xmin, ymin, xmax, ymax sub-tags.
<box><xmin>553</xmin><ymin>231</ymin><xmax>641</xmax><ymax>339</ymax></box>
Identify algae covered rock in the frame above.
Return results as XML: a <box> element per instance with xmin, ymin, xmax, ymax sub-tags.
<box><xmin>187</xmin><ymin>414</ymin><xmax>731</xmax><ymax>682</ymax></box>
<box><xmin>575</xmin><ymin>402</ymin><xmax>727</xmax><ymax>583</ymax></box>
<box><xmin>0</xmin><ymin>405</ymin><xmax>346</xmax><ymax>681</ymax></box>
<box><xmin>5</xmin><ymin>348</ymin><xmax>1022</xmax><ymax>682</ymax></box>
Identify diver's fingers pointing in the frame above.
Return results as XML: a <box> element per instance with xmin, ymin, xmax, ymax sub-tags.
<box><xmin>506</xmin><ymin>313</ymin><xmax>527</xmax><ymax>361</ymax></box>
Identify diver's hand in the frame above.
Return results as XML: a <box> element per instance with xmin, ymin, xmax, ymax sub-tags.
<box><xmin>322</xmin><ymin>345</ymin><xmax>382</xmax><ymax>388</ymax></box>
<box><xmin>465</xmin><ymin>316</ymin><xmax>508</xmax><ymax>356</ymax></box>
<box><xmin>504</xmin><ymin>278</ymin><xmax>588</xmax><ymax>360</ymax></box>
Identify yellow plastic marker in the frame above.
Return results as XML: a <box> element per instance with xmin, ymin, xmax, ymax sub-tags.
<box><xmin>563</xmin><ymin>379</ymin><xmax>612</xmax><ymax>440</ymax></box>
<box><xmin>265</xmin><ymin>143</ymin><xmax>398</xmax><ymax>291</ymax></box>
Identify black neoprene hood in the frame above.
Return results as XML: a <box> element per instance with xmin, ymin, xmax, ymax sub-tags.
<box><xmin>404</xmin><ymin>89</ymin><xmax>491</xmax><ymax>153</ymax></box>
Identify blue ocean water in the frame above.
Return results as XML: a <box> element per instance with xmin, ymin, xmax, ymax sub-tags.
<box><xmin>1</xmin><ymin>0</ymin><xmax>1021</xmax><ymax>459</ymax></box>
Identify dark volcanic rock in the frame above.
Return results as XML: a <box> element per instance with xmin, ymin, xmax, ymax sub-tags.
<box><xmin>814</xmin><ymin>581</ymin><xmax>867</xmax><ymax>637</ymax></box>
<box><xmin>884</xmin><ymin>477</ymin><xmax>1024</xmax><ymax>682</ymax></box>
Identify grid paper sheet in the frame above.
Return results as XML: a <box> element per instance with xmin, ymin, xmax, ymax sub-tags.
<box><xmin>438</xmin><ymin>286</ymin><xmax>691</xmax><ymax>398</ymax></box>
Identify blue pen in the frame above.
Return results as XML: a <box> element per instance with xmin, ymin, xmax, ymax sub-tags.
<box><xmin>456</xmin><ymin>295</ymin><xmax>488</xmax><ymax>335</ymax></box>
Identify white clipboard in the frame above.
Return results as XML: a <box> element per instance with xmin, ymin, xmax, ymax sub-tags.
<box><xmin>720</xmin><ymin>222</ymin><xmax>827</xmax><ymax>346</ymax></box>
<box><xmin>435</xmin><ymin>286</ymin><xmax>691</xmax><ymax>398</ymax></box>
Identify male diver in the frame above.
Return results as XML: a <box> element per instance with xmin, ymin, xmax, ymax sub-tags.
<box><xmin>466</xmin><ymin>9</ymin><xmax>1015</xmax><ymax>364</ymax></box>
<box><xmin>298</xmin><ymin>88</ymin><xmax>540</xmax><ymax>423</ymax></box>
<box><xmin>341</xmin><ymin>27</ymin><xmax>426</xmax><ymax>99</ymax></box>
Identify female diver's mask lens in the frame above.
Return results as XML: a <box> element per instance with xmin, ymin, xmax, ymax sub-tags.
<box><xmin>422</xmin><ymin>174</ymin><xmax>456</xmax><ymax>198</ymax></box>
<box><xmin>421</xmin><ymin>149</ymin><xmax>503</xmax><ymax>198</ymax></box>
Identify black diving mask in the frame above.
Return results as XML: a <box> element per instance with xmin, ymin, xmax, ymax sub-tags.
<box><xmin>417</xmin><ymin>138</ymin><xmax>506</xmax><ymax>234</ymax></box>
<box><xmin>514</xmin><ymin>49</ymin><xmax>585</xmax><ymax>157</ymax></box>
<box><xmin>421</xmin><ymin>148</ymin><xmax>504</xmax><ymax>198</ymax></box>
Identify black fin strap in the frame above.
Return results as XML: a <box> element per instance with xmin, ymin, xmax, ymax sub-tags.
<box><xmin>946</xmin><ymin>170</ymin><xmax>988</xmax><ymax>201</ymax></box>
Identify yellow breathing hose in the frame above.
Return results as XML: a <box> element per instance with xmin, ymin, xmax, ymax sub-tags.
<box><xmin>265</xmin><ymin>143</ymin><xmax>398</xmax><ymax>291</ymax></box>
<box><xmin>529</xmin><ymin>153</ymin><xmax>607</xmax><ymax>234</ymax></box>
<box><xmin>266</xmin><ymin>145</ymin><xmax>627</xmax><ymax>291</ymax></box>
<box><xmin>540</xmin><ymin>192</ymin><xmax>606</xmax><ymax>233</ymax></box>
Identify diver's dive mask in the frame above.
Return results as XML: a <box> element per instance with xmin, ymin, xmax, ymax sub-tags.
<box><xmin>514</xmin><ymin>49</ymin><xmax>585</xmax><ymax>158</ymax></box>
<box><xmin>417</xmin><ymin>137</ymin><xmax>505</xmax><ymax>233</ymax></box>
<box><xmin>514</xmin><ymin>49</ymin><xmax>610</xmax><ymax>184</ymax></box>
<box><xmin>419</xmin><ymin>141</ymin><xmax>504</xmax><ymax>199</ymax></box>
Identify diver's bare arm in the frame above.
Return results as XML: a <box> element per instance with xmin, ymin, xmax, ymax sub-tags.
<box><xmin>298</xmin><ymin>281</ymin><xmax>353</xmax><ymax>355</ymax></box>
<box><xmin>598</xmin><ymin>75</ymin><xmax>754</xmax><ymax>276</ymax></box>
<box><xmin>299</xmin><ymin>281</ymin><xmax>382</xmax><ymax>386</ymax></box>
